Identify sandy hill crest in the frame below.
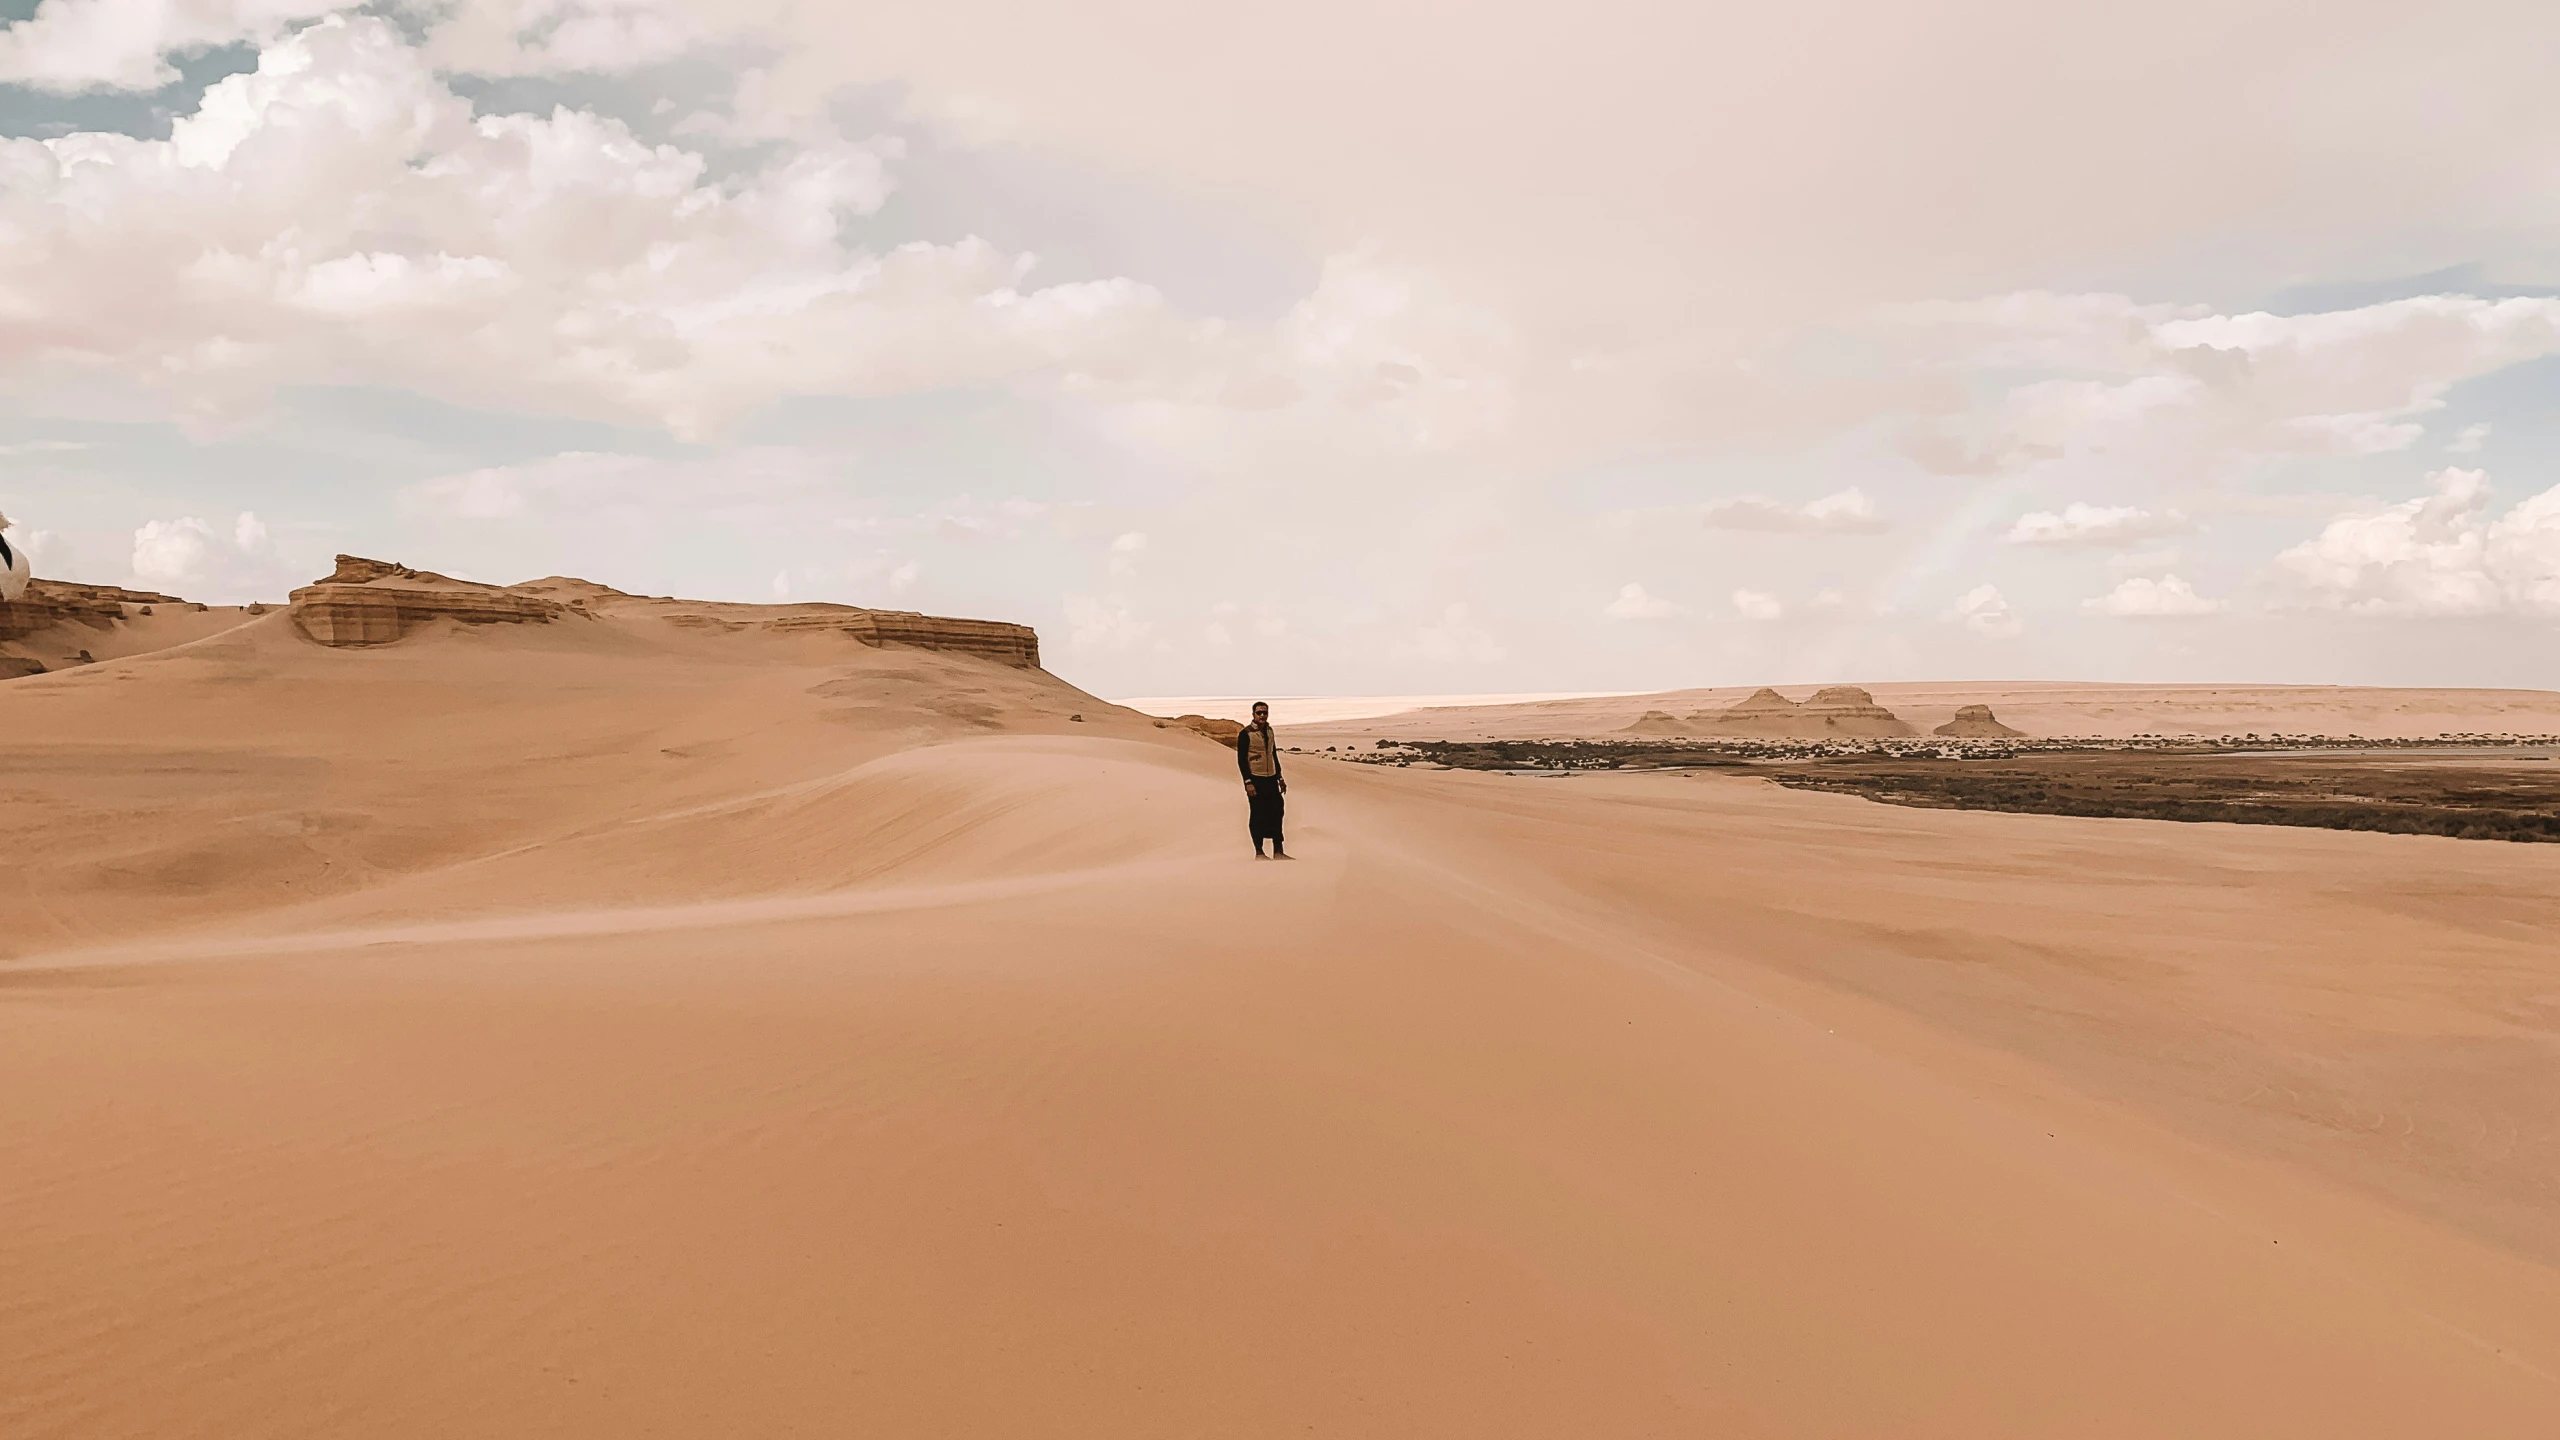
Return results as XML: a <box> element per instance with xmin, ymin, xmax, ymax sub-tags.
<box><xmin>291</xmin><ymin>555</ymin><xmax>1043</xmax><ymax>668</ymax></box>
<box><xmin>0</xmin><ymin>555</ymin><xmax>1196</xmax><ymax>959</ymax></box>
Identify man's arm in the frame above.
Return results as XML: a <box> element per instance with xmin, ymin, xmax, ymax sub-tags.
<box><xmin>1236</xmin><ymin>728</ymin><xmax>1253</xmax><ymax>782</ymax></box>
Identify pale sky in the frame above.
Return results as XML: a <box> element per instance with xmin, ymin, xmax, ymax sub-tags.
<box><xmin>6</xmin><ymin>0</ymin><xmax>2560</xmax><ymax>697</ymax></box>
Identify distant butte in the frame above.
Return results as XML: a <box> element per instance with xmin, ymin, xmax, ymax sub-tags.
<box><xmin>1619</xmin><ymin>709</ymin><xmax>1690</xmax><ymax>736</ymax></box>
<box><xmin>1707</xmin><ymin>685</ymin><xmax>1918</xmax><ymax>738</ymax></box>
<box><xmin>1934</xmin><ymin>704</ymin><xmax>2026</xmax><ymax>738</ymax></box>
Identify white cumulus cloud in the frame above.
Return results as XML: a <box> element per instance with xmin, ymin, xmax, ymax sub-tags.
<box><xmin>2083</xmin><ymin>575</ymin><xmax>2226</xmax><ymax>617</ymax></box>
<box><xmin>1894</xmin><ymin>293</ymin><xmax>2560</xmax><ymax>480</ymax></box>
<box><xmin>1700</xmin><ymin>486</ymin><xmax>1887</xmax><ymax>534</ymax></box>
<box><xmin>2275</xmin><ymin>468</ymin><xmax>2560</xmax><ymax>618</ymax></box>
<box><xmin>401</xmin><ymin>453</ymin><xmax>670</xmax><ymax>521</ymax></box>
<box><xmin>129</xmin><ymin>510</ymin><xmax>300</xmax><ymax>600</ymax></box>
<box><xmin>1730</xmin><ymin>588</ymin><xmax>1784</xmax><ymax>621</ymax></box>
<box><xmin>0</xmin><ymin>16</ymin><xmax>1191</xmax><ymax>439</ymax></box>
<box><xmin>2004</xmin><ymin>503</ymin><xmax>2193</xmax><ymax>547</ymax></box>
<box><xmin>4</xmin><ymin>523</ymin><xmax>75</xmax><ymax>578</ymax></box>
<box><xmin>421</xmin><ymin>0</ymin><xmax>746</xmax><ymax>78</ymax></box>
<box><xmin>0</xmin><ymin>0</ymin><xmax>353</xmax><ymax>92</ymax></box>
<box><xmin>1947</xmin><ymin>583</ymin><xmax>2021</xmax><ymax>637</ymax></box>
<box><xmin>1063</xmin><ymin>595</ymin><xmax>1153</xmax><ymax>651</ymax></box>
<box><xmin>1413</xmin><ymin>601</ymin><xmax>1505</xmax><ymax>663</ymax></box>
<box><xmin>1604</xmin><ymin>581</ymin><xmax>1679</xmax><ymax>620</ymax></box>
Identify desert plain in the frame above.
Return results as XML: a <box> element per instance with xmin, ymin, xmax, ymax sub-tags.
<box><xmin>5</xmin><ymin>566</ymin><xmax>2560</xmax><ymax>1438</ymax></box>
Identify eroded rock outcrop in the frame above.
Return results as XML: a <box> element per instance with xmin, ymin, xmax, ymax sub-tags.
<box><xmin>763</xmin><ymin>608</ymin><xmax>1041</xmax><ymax>669</ymax></box>
<box><xmin>290</xmin><ymin>557</ymin><xmax>567</xmax><ymax>646</ymax></box>
<box><xmin>1171</xmin><ymin>714</ymin><xmax>1244</xmax><ymax>745</ymax></box>
<box><xmin>0</xmin><ymin>580</ymin><xmax>183</xmax><ymax>643</ymax></box>
<box><xmin>1708</xmin><ymin>684</ymin><xmax>1917</xmax><ymax>738</ymax></box>
<box><xmin>1934</xmin><ymin>704</ymin><xmax>2025</xmax><ymax>738</ymax></box>
<box><xmin>1803</xmin><ymin>686</ymin><xmax>1914</xmax><ymax>735</ymax></box>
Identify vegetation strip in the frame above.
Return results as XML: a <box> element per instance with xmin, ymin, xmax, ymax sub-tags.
<box><xmin>1334</xmin><ymin>739</ymin><xmax>2560</xmax><ymax>843</ymax></box>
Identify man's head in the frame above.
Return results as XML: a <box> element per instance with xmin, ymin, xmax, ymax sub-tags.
<box><xmin>1251</xmin><ymin>701</ymin><xmax>1270</xmax><ymax>726</ymax></box>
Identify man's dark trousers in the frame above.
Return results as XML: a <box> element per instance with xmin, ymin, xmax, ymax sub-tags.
<box><xmin>1246</xmin><ymin>777</ymin><xmax>1285</xmax><ymax>847</ymax></box>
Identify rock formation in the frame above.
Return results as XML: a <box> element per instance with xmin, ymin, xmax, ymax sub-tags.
<box><xmin>1173</xmin><ymin>714</ymin><xmax>1244</xmax><ymax>745</ymax></box>
<box><xmin>1707</xmin><ymin>685</ymin><xmax>1917</xmax><ymax>738</ymax></box>
<box><xmin>1934</xmin><ymin>704</ymin><xmax>2026</xmax><ymax>738</ymax></box>
<box><xmin>290</xmin><ymin>557</ymin><xmax>567</xmax><ymax>645</ymax></box>
<box><xmin>1619</xmin><ymin>710</ymin><xmax>1690</xmax><ymax>736</ymax></box>
<box><xmin>289</xmin><ymin>555</ymin><xmax>1044</xmax><ymax>668</ymax></box>
<box><xmin>1802</xmin><ymin>687</ymin><xmax>1915</xmax><ymax>735</ymax></box>
<box><xmin>0</xmin><ymin>580</ymin><xmax>183</xmax><ymax>644</ymax></box>
<box><xmin>763</xmin><ymin>608</ymin><xmax>1040</xmax><ymax>669</ymax></box>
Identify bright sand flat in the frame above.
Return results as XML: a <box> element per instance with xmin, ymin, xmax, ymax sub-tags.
<box><xmin>5</xmin><ymin>617</ymin><xmax>2560</xmax><ymax>1436</ymax></box>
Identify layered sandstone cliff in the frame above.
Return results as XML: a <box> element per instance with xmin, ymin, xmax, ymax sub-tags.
<box><xmin>288</xmin><ymin>557</ymin><xmax>568</xmax><ymax>645</ymax></box>
<box><xmin>762</xmin><ymin>607</ymin><xmax>1040</xmax><ymax>669</ymax></box>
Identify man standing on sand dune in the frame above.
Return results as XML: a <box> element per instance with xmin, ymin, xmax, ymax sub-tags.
<box><xmin>1236</xmin><ymin>701</ymin><xmax>1289</xmax><ymax>859</ymax></box>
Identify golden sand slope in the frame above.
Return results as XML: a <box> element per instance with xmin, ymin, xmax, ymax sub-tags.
<box><xmin>5</xmin><ymin>616</ymin><xmax>2560</xmax><ymax>1437</ymax></box>
<box><xmin>0</xmin><ymin>606</ymin><xmax>1138</xmax><ymax>958</ymax></box>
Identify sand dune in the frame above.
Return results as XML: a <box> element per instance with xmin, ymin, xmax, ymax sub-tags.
<box><xmin>6</xmin><ymin>599</ymin><xmax>2560</xmax><ymax>1436</ymax></box>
